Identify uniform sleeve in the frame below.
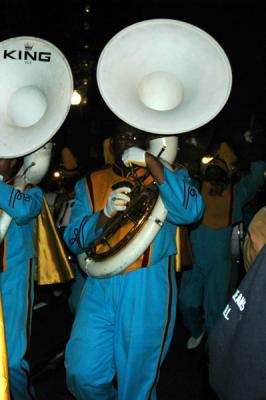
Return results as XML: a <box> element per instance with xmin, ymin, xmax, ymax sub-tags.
<box><xmin>63</xmin><ymin>178</ymin><xmax>104</xmax><ymax>255</ymax></box>
<box><xmin>158</xmin><ymin>166</ymin><xmax>204</xmax><ymax>225</ymax></box>
<box><xmin>235</xmin><ymin>161</ymin><xmax>266</xmax><ymax>206</ymax></box>
<box><xmin>0</xmin><ymin>180</ymin><xmax>43</xmax><ymax>224</ymax></box>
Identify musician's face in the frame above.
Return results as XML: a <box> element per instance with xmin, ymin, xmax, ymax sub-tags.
<box><xmin>111</xmin><ymin>125</ymin><xmax>148</xmax><ymax>161</ymax></box>
<box><xmin>0</xmin><ymin>159</ymin><xmax>17</xmax><ymax>180</ymax></box>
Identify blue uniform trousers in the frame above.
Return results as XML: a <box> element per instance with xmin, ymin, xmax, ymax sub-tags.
<box><xmin>65</xmin><ymin>257</ymin><xmax>177</xmax><ymax>400</ymax></box>
<box><xmin>0</xmin><ymin>259</ymin><xmax>35</xmax><ymax>399</ymax></box>
<box><xmin>179</xmin><ymin>224</ymin><xmax>233</xmax><ymax>337</ymax></box>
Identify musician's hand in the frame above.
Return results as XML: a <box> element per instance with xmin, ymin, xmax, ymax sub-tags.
<box><xmin>122</xmin><ymin>147</ymin><xmax>146</xmax><ymax>167</ymax></box>
<box><xmin>104</xmin><ymin>186</ymin><xmax>132</xmax><ymax>218</ymax></box>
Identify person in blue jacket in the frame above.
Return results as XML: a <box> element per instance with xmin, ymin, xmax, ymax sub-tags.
<box><xmin>179</xmin><ymin>140</ymin><xmax>266</xmax><ymax>350</ymax></box>
<box><xmin>63</xmin><ymin>121</ymin><xmax>204</xmax><ymax>400</ymax></box>
<box><xmin>0</xmin><ymin>157</ymin><xmax>43</xmax><ymax>399</ymax></box>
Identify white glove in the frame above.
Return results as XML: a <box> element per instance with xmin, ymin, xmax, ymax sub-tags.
<box><xmin>104</xmin><ymin>186</ymin><xmax>132</xmax><ymax>218</ymax></box>
<box><xmin>122</xmin><ymin>147</ymin><xmax>146</xmax><ymax>167</ymax></box>
<box><xmin>13</xmin><ymin>175</ymin><xmax>27</xmax><ymax>190</ymax></box>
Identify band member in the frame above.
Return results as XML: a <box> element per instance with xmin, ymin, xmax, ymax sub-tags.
<box><xmin>179</xmin><ymin>139</ymin><xmax>266</xmax><ymax>349</ymax></box>
<box><xmin>0</xmin><ymin>158</ymin><xmax>43</xmax><ymax>399</ymax></box>
<box><xmin>63</xmin><ymin>120</ymin><xmax>204</xmax><ymax>399</ymax></box>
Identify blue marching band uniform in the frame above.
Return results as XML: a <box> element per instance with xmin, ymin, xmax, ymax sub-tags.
<box><xmin>0</xmin><ymin>178</ymin><xmax>43</xmax><ymax>399</ymax></box>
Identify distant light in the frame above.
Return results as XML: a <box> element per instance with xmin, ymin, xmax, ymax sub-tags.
<box><xmin>71</xmin><ymin>90</ymin><xmax>82</xmax><ymax>105</ymax></box>
<box><xmin>201</xmin><ymin>156</ymin><xmax>214</xmax><ymax>164</ymax></box>
<box><xmin>85</xmin><ymin>4</ymin><xmax>91</xmax><ymax>12</ymax></box>
<box><xmin>53</xmin><ymin>170</ymin><xmax>61</xmax><ymax>179</ymax></box>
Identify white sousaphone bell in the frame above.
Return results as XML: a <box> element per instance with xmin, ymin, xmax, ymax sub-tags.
<box><xmin>0</xmin><ymin>36</ymin><xmax>73</xmax><ymax>158</ymax></box>
<box><xmin>78</xmin><ymin>19</ymin><xmax>233</xmax><ymax>278</ymax></box>
<box><xmin>0</xmin><ymin>36</ymin><xmax>73</xmax><ymax>242</ymax></box>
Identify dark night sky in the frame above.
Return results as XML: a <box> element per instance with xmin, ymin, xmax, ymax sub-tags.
<box><xmin>0</xmin><ymin>0</ymin><xmax>265</xmax><ymax>170</ymax></box>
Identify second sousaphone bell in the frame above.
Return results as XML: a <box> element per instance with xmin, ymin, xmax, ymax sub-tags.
<box><xmin>97</xmin><ymin>18</ymin><xmax>232</xmax><ymax>135</ymax></box>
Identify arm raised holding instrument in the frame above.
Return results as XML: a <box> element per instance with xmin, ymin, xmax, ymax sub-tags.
<box><xmin>122</xmin><ymin>145</ymin><xmax>205</xmax><ymax>225</ymax></box>
<box><xmin>0</xmin><ymin>158</ymin><xmax>43</xmax><ymax>227</ymax></box>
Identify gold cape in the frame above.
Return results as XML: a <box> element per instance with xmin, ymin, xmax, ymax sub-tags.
<box><xmin>34</xmin><ymin>197</ymin><xmax>75</xmax><ymax>285</ymax></box>
<box><xmin>0</xmin><ymin>293</ymin><xmax>9</xmax><ymax>400</ymax></box>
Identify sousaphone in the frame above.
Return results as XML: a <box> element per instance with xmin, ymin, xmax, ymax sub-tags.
<box><xmin>78</xmin><ymin>19</ymin><xmax>232</xmax><ymax>278</ymax></box>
